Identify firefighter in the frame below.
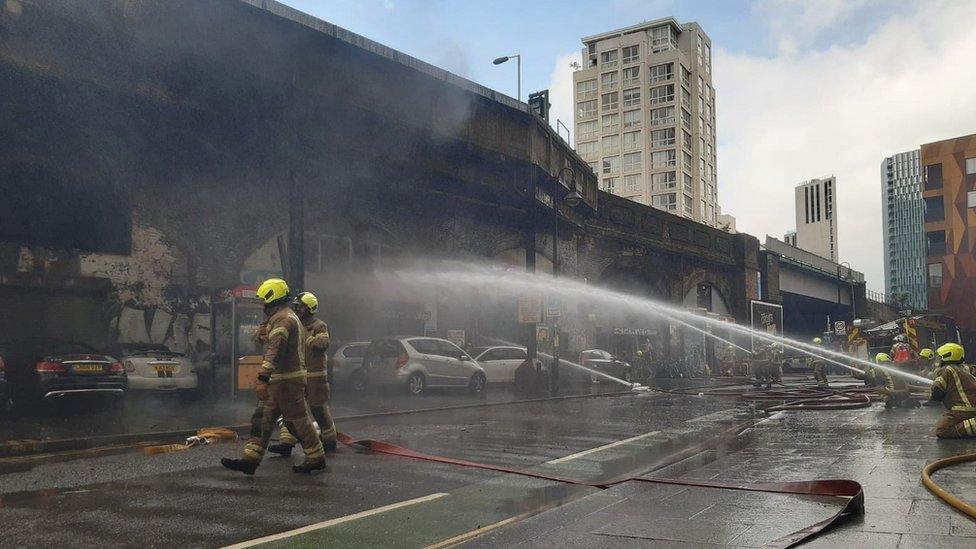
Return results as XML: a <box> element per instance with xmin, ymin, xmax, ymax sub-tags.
<box><xmin>918</xmin><ymin>348</ymin><xmax>939</xmax><ymax>379</ymax></box>
<box><xmin>221</xmin><ymin>278</ymin><xmax>326</xmax><ymax>475</ymax></box>
<box><xmin>751</xmin><ymin>344</ymin><xmax>773</xmax><ymax>388</ymax></box>
<box><xmin>890</xmin><ymin>334</ymin><xmax>915</xmax><ymax>363</ymax></box>
<box><xmin>930</xmin><ymin>343</ymin><xmax>976</xmax><ymax>438</ymax></box>
<box><xmin>809</xmin><ymin>337</ymin><xmax>828</xmax><ymax>388</ymax></box>
<box><xmin>269</xmin><ymin>291</ymin><xmax>338</xmax><ymax>456</ymax></box>
<box><xmin>876</xmin><ymin>353</ymin><xmax>915</xmax><ymax>409</ymax></box>
<box><xmin>768</xmin><ymin>343</ymin><xmax>783</xmax><ymax>384</ymax></box>
<box><xmin>720</xmin><ymin>344</ymin><xmax>736</xmax><ymax>377</ymax></box>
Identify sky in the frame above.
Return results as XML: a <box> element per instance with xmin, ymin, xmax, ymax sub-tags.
<box><xmin>279</xmin><ymin>0</ymin><xmax>976</xmax><ymax>292</ymax></box>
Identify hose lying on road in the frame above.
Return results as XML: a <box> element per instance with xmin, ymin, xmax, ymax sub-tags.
<box><xmin>337</xmin><ymin>429</ymin><xmax>863</xmax><ymax>549</ymax></box>
<box><xmin>921</xmin><ymin>453</ymin><xmax>976</xmax><ymax>519</ymax></box>
<box><xmin>651</xmin><ymin>383</ymin><xmax>877</xmax><ymax>411</ymax></box>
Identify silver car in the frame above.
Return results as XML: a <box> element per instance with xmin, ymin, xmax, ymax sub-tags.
<box><xmin>329</xmin><ymin>341</ymin><xmax>370</xmax><ymax>390</ymax></box>
<box><xmin>363</xmin><ymin>337</ymin><xmax>486</xmax><ymax>396</ymax></box>
<box><xmin>471</xmin><ymin>346</ymin><xmax>527</xmax><ymax>384</ymax></box>
<box><xmin>120</xmin><ymin>343</ymin><xmax>197</xmax><ymax>395</ymax></box>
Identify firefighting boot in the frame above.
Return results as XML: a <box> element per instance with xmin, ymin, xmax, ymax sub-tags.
<box><xmin>221</xmin><ymin>457</ymin><xmax>258</xmax><ymax>475</ymax></box>
<box><xmin>292</xmin><ymin>460</ymin><xmax>327</xmax><ymax>474</ymax></box>
<box><xmin>324</xmin><ymin>440</ymin><xmax>338</xmax><ymax>452</ymax></box>
<box><xmin>267</xmin><ymin>443</ymin><xmax>294</xmax><ymax>457</ymax></box>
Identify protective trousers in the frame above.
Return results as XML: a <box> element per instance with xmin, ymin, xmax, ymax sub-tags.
<box><xmin>280</xmin><ymin>376</ymin><xmax>337</xmax><ymax>448</ymax></box>
<box><xmin>935</xmin><ymin>410</ymin><xmax>976</xmax><ymax>439</ymax></box>
<box><xmin>243</xmin><ymin>380</ymin><xmax>325</xmax><ymax>464</ymax></box>
<box><xmin>812</xmin><ymin>363</ymin><xmax>828</xmax><ymax>387</ymax></box>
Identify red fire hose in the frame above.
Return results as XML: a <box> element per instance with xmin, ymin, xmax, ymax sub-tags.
<box><xmin>337</xmin><ymin>426</ymin><xmax>863</xmax><ymax>549</ymax></box>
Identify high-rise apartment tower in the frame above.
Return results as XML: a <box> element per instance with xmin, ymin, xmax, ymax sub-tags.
<box><xmin>881</xmin><ymin>150</ymin><xmax>926</xmax><ymax>309</ymax></box>
<box><xmin>573</xmin><ymin>18</ymin><xmax>717</xmax><ymax>226</ymax></box>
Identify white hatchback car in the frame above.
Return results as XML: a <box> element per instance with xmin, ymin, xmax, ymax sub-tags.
<box><xmin>470</xmin><ymin>346</ymin><xmax>528</xmax><ymax>384</ymax></box>
<box><xmin>120</xmin><ymin>344</ymin><xmax>198</xmax><ymax>396</ymax></box>
<box><xmin>363</xmin><ymin>337</ymin><xmax>486</xmax><ymax>396</ymax></box>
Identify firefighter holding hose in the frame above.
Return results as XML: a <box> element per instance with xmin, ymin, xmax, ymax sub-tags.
<box><xmin>918</xmin><ymin>348</ymin><xmax>939</xmax><ymax>379</ymax></box>
<box><xmin>875</xmin><ymin>353</ymin><xmax>915</xmax><ymax>409</ymax></box>
<box><xmin>930</xmin><ymin>343</ymin><xmax>976</xmax><ymax>438</ymax></box>
<box><xmin>751</xmin><ymin>344</ymin><xmax>774</xmax><ymax>389</ymax></box>
<box><xmin>269</xmin><ymin>291</ymin><xmax>339</xmax><ymax>456</ymax></box>
<box><xmin>809</xmin><ymin>338</ymin><xmax>829</xmax><ymax>388</ymax></box>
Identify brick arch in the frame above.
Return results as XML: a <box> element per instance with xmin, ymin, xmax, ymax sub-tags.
<box><xmin>596</xmin><ymin>258</ymin><xmax>669</xmax><ymax>301</ymax></box>
<box><xmin>679</xmin><ymin>268</ymin><xmax>732</xmax><ymax>315</ymax></box>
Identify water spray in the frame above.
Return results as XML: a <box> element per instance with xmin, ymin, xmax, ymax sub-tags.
<box><xmin>385</xmin><ymin>265</ymin><xmax>933</xmax><ymax>388</ymax></box>
<box><xmin>650</xmin><ymin>309</ymin><xmax>752</xmax><ymax>355</ymax></box>
<box><xmin>483</xmin><ymin>336</ymin><xmax>636</xmax><ymax>389</ymax></box>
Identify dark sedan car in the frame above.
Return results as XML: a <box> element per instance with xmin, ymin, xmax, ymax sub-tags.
<box><xmin>4</xmin><ymin>339</ymin><xmax>126</xmax><ymax>406</ymax></box>
<box><xmin>579</xmin><ymin>349</ymin><xmax>633</xmax><ymax>383</ymax></box>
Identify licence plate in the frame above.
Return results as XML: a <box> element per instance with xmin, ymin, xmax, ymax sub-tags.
<box><xmin>73</xmin><ymin>363</ymin><xmax>104</xmax><ymax>373</ymax></box>
<box><xmin>152</xmin><ymin>364</ymin><xmax>178</xmax><ymax>373</ymax></box>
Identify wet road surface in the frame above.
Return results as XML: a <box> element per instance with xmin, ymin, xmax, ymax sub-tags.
<box><xmin>1</xmin><ymin>376</ymin><xmax>975</xmax><ymax>547</ymax></box>
<box><xmin>0</xmin><ymin>382</ymin><xmax>626</xmax><ymax>445</ymax></box>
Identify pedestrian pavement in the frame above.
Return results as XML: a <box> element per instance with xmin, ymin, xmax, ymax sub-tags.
<box><xmin>470</xmin><ymin>392</ymin><xmax>976</xmax><ymax>548</ymax></box>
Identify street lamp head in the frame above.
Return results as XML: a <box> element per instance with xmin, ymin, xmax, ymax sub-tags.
<box><xmin>493</xmin><ymin>56</ymin><xmax>510</xmax><ymax>65</ymax></box>
<box><xmin>563</xmin><ymin>190</ymin><xmax>583</xmax><ymax>208</ymax></box>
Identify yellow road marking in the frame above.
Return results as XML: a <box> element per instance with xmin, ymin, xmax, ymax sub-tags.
<box><xmin>222</xmin><ymin>492</ymin><xmax>449</xmax><ymax>548</ymax></box>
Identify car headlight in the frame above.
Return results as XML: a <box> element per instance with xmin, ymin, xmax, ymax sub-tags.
<box><xmin>124</xmin><ymin>360</ymin><xmax>135</xmax><ymax>372</ymax></box>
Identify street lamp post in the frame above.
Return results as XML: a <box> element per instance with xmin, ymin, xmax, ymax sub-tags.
<box><xmin>550</xmin><ymin>167</ymin><xmax>582</xmax><ymax>395</ymax></box>
<box><xmin>492</xmin><ymin>54</ymin><xmax>521</xmax><ymax>102</ymax></box>
<box><xmin>840</xmin><ymin>261</ymin><xmax>855</xmax><ymax>319</ymax></box>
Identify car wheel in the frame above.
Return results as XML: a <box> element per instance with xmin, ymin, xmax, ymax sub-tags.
<box><xmin>468</xmin><ymin>372</ymin><xmax>486</xmax><ymax>395</ymax></box>
<box><xmin>406</xmin><ymin>372</ymin><xmax>425</xmax><ymax>396</ymax></box>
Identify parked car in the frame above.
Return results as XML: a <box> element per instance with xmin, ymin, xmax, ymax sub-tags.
<box><xmin>329</xmin><ymin>341</ymin><xmax>370</xmax><ymax>391</ymax></box>
<box><xmin>117</xmin><ymin>343</ymin><xmax>197</xmax><ymax>397</ymax></box>
<box><xmin>362</xmin><ymin>337</ymin><xmax>486</xmax><ymax>396</ymax></box>
<box><xmin>579</xmin><ymin>349</ymin><xmax>633</xmax><ymax>383</ymax></box>
<box><xmin>470</xmin><ymin>346</ymin><xmax>528</xmax><ymax>384</ymax></box>
<box><xmin>4</xmin><ymin>339</ymin><xmax>126</xmax><ymax>405</ymax></box>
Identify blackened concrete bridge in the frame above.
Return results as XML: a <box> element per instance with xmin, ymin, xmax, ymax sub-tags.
<box><xmin>0</xmin><ymin>0</ymin><xmax>773</xmax><ymax>365</ymax></box>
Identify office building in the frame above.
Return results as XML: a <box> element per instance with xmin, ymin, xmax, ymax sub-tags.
<box><xmin>790</xmin><ymin>177</ymin><xmax>838</xmax><ymax>262</ymax></box>
<box><xmin>921</xmin><ymin>133</ymin><xmax>976</xmax><ymax>330</ymax></box>
<box><xmin>573</xmin><ymin>18</ymin><xmax>717</xmax><ymax>226</ymax></box>
<box><xmin>881</xmin><ymin>150</ymin><xmax>926</xmax><ymax>309</ymax></box>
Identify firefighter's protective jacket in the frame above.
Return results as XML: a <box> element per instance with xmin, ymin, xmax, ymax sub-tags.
<box><xmin>882</xmin><ymin>367</ymin><xmax>909</xmax><ymax>396</ymax></box>
<box><xmin>932</xmin><ymin>364</ymin><xmax>976</xmax><ymax>412</ymax></box>
<box><xmin>260</xmin><ymin>306</ymin><xmax>307</xmax><ymax>383</ymax></box>
<box><xmin>302</xmin><ymin>317</ymin><xmax>331</xmax><ymax>378</ymax></box>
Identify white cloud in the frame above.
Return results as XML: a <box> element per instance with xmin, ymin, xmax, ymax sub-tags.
<box><xmin>753</xmin><ymin>0</ymin><xmax>875</xmax><ymax>55</ymax></box>
<box><xmin>716</xmin><ymin>0</ymin><xmax>976</xmax><ymax>291</ymax></box>
<box><xmin>546</xmin><ymin>51</ymin><xmax>581</xmax><ymax>145</ymax></box>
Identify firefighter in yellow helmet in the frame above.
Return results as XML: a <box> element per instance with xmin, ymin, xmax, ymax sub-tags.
<box><xmin>269</xmin><ymin>291</ymin><xmax>338</xmax><ymax>456</ymax></box>
<box><xmin>750</xmin><ymin>343</ymin><xmax>774</xmax><ymax>389</ymax></box>
<box><xmin>720</xmin><ymin>344</ymin><xmax>736</xmax><ymax>377</ymax></box>
<box><xmin>809</xmin><ymin>337</ymin><xmax>828</xmax><ymax>388</ymax></box>
<box><xmin>221</xmin><ymin>278</ymin><xmax>326</xmax><ymax>475</ymax></box>
<box><xmin>930</xmin><ymin>343</ymin><xmax>976</xmax><ymax>438</ymax></box>
<box><xmin>918</xmin><ymin>348</ymin><xmax>939</xmax><ymax>379</ymax></box>
<box><xmin>875</xmin><ymin>353</ymin><xmax>915</xmax><ymax>409</ymax></box>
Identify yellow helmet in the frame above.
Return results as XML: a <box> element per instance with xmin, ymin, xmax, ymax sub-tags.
<box><xmin>635</xmin><ymin>350</ymin><xmax>643</xmax><ymax>357</ymax></box>
<box><xmin>256</xmin><ymin>278</ymin><xmax>289</xmax><ymax>305</ymax></box>
<box><xmin>294</xmin><ymin>291</ymin><xmax>318</xmax><ymax>314</ymax></box>
<box><xmin>937</xmin><ymin>342</ymin><xmax>964</xmax><ymax>364</ymax></box>
<box><xmin>875</xmin><ymin>353</ymin><xmax>891</xmax><ymax>363</ymax></box>
<box><xmin>919</xmin><ymin>348</ymin><xmax>935</xmax><ymax>360</ymax></box>
<box><xmin>812</xmin><ymin>337</ymin><xmax>822</xmax><ymax>345</ymax></box>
